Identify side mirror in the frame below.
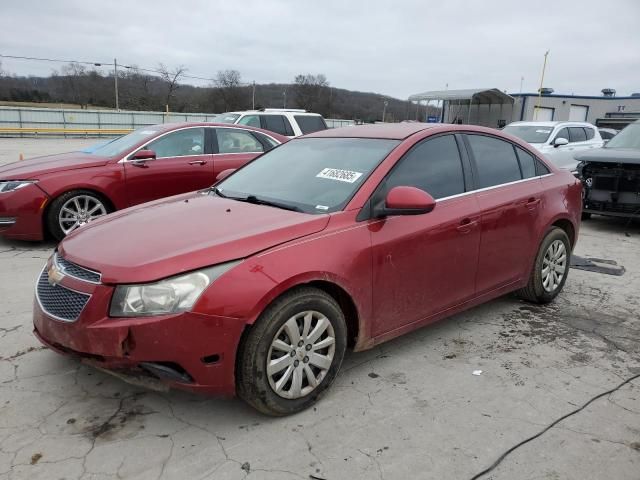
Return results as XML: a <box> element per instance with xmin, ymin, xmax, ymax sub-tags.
<box><xmin>216</xmin><ymin>168</ymin><xmax>236</xmax><ymax>182</ymax></box>
<box><xmin>553</xmin><ymin>137</ymin><xmax>569</xmax><ymax>148</ymax></box>
<box><xmin>131</xmin><ymin>149</ymin><xmax>157</xmax><ymax>164</ymax></box>
<box><xmin>375</xmin><ymin>186</ymin><xmax>436</xmax><ymax>217</ymax></box>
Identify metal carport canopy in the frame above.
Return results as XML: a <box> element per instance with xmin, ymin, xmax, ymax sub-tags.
<box><xmin>408</xmin><ymin>88</ymin><xmax>514</xmax><ymax>105</ymax></box>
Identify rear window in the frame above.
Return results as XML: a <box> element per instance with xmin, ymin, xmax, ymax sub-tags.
<box><xmin>294</xmin><ymin>115</ymin><xmax>328</xmax><ymax>135</ymax></box>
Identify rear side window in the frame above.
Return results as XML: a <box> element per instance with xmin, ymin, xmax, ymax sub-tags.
<box><xmin>466</xmin><ymin>135</ymin><xmax>522</xmax><ymax>188</ymax></box>
<box><xmin>294</xmin><ymin>115</ymin><xmax>327</xmax><ymax>134</ymax></box>
<box><xmin>536</xmin><ymin>159</ymin><xmax>551</xmax><ymax>175</ymax></box>
<box><xmin>569</xmin><ymin>127</ymin><xmax>587</xmax><ymax>142</ymax></box>
<box><xmin>385</xmin><ymin>135</ymin><xmax>465</xmax><ymax>199</ymax></box>
<box><xmin>261</xmin><ymin>115</ymin><xmax>294</xmax><ymax>136</ymax></box>
<box><xmin>515</xmin><ymin>147</ymin><xmax>537</xmax><ymax>179</ymax></box>
<box><xmin>216</xmin><ymin>129</ymin><xmax>264</xmax><ymax>154</ymax></box>
<box><xmin>584</xmin><ymin>127</ymin><xmax>595</xmax><ymax>140</ymax></box>
<box><xmin>253</xmin><ymin>132</ymin><xmax>279</xmax><ymax>150</ymax></box>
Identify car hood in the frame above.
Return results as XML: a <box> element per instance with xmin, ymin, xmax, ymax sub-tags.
<box><xmin>0</xmin><ymin>152</ymin><xmax>111</xmax><ymax>179</ymax></box>
<box><xmin>575</xmin><ymin>147</ymin><xmax>640</xmax><ymax>164</ymax></box>
<box><xmin>59</xmin><ymin>192</ymin><xmax>330</xmax><ymax>283</ymax></box>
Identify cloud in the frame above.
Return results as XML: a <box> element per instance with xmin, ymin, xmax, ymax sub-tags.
<box><xmin>1</xmin><ymin>0</ymin><xmax>639</xmax><ymax>98</ymax></box>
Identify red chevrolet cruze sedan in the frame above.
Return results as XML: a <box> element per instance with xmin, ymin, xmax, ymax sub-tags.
<box><xmin>33</xmin><ymin>123</ymin><xmax>582</xmax><ymax>415</ymax></box>
<box><xmin>0</xmin><ymin>123</ymin><xmax>286</xmax><ymax>240</ymax></box>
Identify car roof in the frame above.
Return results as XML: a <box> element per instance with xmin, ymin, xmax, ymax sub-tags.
<box><xmin>508</xmin><ymin>121</ymin><xmax>595</xmax><ymax>128</ymax></box>
<box><xmin>226</xmin><ymin>110</ymin><xmax>322</xmax><ymax>116</ymax></box>
<box><xmin>303</xmin><ymin>123</ymin><xmax>441</xmax><ymax>140</ymax></box>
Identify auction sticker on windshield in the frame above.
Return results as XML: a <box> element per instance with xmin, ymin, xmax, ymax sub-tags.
<box><xmin>316</xmin><ymin>168</ymin><xmax>363</xmax><ymax>183</ymax></box>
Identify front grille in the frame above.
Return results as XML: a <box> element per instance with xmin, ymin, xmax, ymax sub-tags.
<box><xmin>36</xmin><ymin>269</ymin><xmax>90</xmax><ymax>322</ymax></box>
<box><xmin>56</xmin><ymin>254</ymin><xmax>101</xmax><ymax>283</ymax></box>
<box><xmin>587</xmin><ymin>200</ymin><xmax>640</xmax><ymax>215</ymax></box>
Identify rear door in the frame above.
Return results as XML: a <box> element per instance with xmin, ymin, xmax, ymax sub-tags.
<box><xmin>464</xmin><ymin>133</ymin><xmax>544</xmax><ymax>294</ymax></box>
<box><xmin>212</xmin><ymin>127</ymin><xmax>265</xmax><ymax>179</ymax></box>
<box><xmin>370</xmin><ymin>134</ymin><xmax>481</xmax><ymax>336</ymax></box>
<box><xmin>124</xmin><ymin>127</ymin><xmax>213</xmax><ymax>206</ymax></box>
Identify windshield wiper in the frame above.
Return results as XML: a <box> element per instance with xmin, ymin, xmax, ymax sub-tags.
<box><xmin>211</xmin><ymin>186</ymin><xmax>228</xmax><ymax>198</ymax></box>
<box><xmin>212</xmin><ymin>188</ymin><xmax>302</xmax><ymax>212</ymax></box>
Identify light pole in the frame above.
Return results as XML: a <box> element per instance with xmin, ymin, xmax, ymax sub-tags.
<box><xmin>114</xmin><ymin>58</ymin><xmax>119</xmax><ymax>110</ymax></box>
<box><xmin>534</xmin><ymin>50</ymin><xmax>550</xmax><ymax>120</ymax></box>
<box><xmin>382</xmin><ymin>100</ymin><xmax>388</xmax><ymax>123</ymax></box>
<box><xmin>283</xmin><ymin>90</ymin><xmax>287</xmax><ymax>108</ymax></box>
<box><xmin>252</xmin><ymin>81</ymin><xmax>256</xmax><ymax>110</ymax></box>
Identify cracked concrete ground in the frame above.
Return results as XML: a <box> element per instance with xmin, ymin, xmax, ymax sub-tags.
<box><xmin>0</xmin><ymin>139</ymin><xmax>639</xmax><ymax>479</ymax></box>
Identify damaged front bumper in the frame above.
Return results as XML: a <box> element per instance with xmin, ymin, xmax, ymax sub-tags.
<box><xmin>580</xmin><ymin>161</ymin><xmax>640</xmax><ymax>218</ymax></box>
<box><xmin>32</xmin><ymin>270</ymin><xmax>246</xmax><ymax>396</ymax></box>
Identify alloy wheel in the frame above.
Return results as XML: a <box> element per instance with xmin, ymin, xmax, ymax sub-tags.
<box><xmin>267</xmin><ymin>310</ymin><xmax>336</xmax><ymax>399</ymax></box>
<box><xmin>58</xmin><ymin>195</ymin><xmax>107</xmax><ymax>235</ymax></box>
<box><xmin>542</xmin><ymin>239</ymin><xmax>567</xmax><ymax>292</ymax></box>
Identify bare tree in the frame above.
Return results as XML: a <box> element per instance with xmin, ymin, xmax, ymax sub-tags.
<box><xmin>292</xmin><ymin>74</ymin><xmax>330</xmax><ymax>113</ymax></box>
<box><xmin>214</xmin><ymin>69</ymin><xmax>245</xmax><ymax>110</ymax></box>
<box><xmin>158</xmin><ymin>63</ymin><xmax>187</xmax><ymax>110</ymax></box>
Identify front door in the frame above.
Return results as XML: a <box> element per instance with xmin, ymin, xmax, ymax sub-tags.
<box><xmin>124</xmin><ymin>127</ymin><xmax>213</xmax><ymax>206</ymax></box>
<box><xmin>370</xmin><ymin>134</ymin><xmax>481</xmax><ymax>337</ymax></box>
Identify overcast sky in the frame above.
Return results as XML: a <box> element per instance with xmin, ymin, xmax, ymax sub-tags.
<box><xmin>1</xmin><ymin>0</ymin><xmax>639</xmax><ymax>99</ymax></box>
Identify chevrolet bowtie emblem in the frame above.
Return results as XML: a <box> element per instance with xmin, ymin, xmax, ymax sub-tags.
<box><xmin>47</xmin><ymin>262</ymin><xmax>65</xmax><ymax>286</ymax></box>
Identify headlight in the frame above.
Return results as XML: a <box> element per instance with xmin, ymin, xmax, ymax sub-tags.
<box><xmin>109</xmin><ymin>261</ymin><xmax>240</xmax><ymax>317</ymax></box>
<box><xmin>0</xmin><ymin>181</ymin><xmax>36</xmax><ymax>193</ymax></box>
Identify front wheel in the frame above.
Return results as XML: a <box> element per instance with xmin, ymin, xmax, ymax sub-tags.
<box><xmin>236</xmin><ymin>287</ymin><xmax>347</xmax><ymax>416</ymax></box>
<box><xmin>517</xmin><ymin>227</ymin><xmax>571</xmax><ymax>304</ymax></box>
<box><xmin>47</xmin><ymin>190</ymin><xmax>110</xmax><ymax>241</ymax></box>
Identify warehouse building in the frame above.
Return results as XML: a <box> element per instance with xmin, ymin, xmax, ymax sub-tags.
<box><xmin>408</xmin><ymin>88</ymin><xmax>640</xmax><ymax>129</ymax></box>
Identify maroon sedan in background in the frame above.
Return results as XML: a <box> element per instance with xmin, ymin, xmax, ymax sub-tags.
<box><xmin>33</xmin><ymin>123</ymin><xmax>582</xmax><ymax>415</ymax></box>
<box><xmin>0</xmin><ymin>123</ymin><xmax>286</xmax><ymax>240</ymax></box>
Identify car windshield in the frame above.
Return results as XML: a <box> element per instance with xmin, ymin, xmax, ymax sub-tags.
<box><xmin>213</xmin><ymin>113</ymin><xmax>241</xmax><ymax>124</ymax></box>
<box><xmin>605</xmin><ymin>123</ymin><xmax>640</xmax><ymax>149</ymax></box>
<box><xmin>215</xmin><ymin>137</ymin><xmax>400</xmax><ymax>214</ymax></box>
<box><xmin>503</xmin><ymin>125</ymin><xmax>553</xmax><ymax>143</ymax></box>
<box><xmin>88</xmin><ymin>126</ymin><xmax>164</xmax><ymax>157</ymax></box>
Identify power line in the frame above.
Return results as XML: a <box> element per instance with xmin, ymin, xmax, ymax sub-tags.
<box><xmin>0</xmin><ymin>53</ymin><xmax>235</xmax><ymax>85</ymax></box>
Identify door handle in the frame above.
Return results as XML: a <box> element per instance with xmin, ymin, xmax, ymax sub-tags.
<box><xmin>456</xmin><ymin>218</ymin><xmax>477</xmax><ymax>234</ymax></box>
<box><xmin>525</xmin><ymin>198</ymin><xmax>541</xmax><ymax>210</ymax></box>
<box><xmin>189</xmin><ymin>160</ymin><xmax>207</xmax><ymax>165</ymax></box>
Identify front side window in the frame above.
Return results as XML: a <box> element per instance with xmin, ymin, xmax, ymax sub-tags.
<box><xmin>385</xmin><ymin>135</ymin><xmax>465</xmax><ymax>199</ymax></box>
<box><xmin>554</xmin><ymin>128</ymin><xmax>570</xmax><ymax>142</ymax></box>
<box><xmin>467</xmin><ymin>134</ymin><xmax>522</xmax><ymax>188</ymax></box>
<box><xmin>216</xmin><ymin>129</ymin><xmax>264</xmax><ymax>154</ymax></box>
<box><xmin>216</xmin><ymin>138</ymin><xmax>399</xmax><ymax>214</ymax></box>
<box><xmin>145</xmin><ymin>128</ymin><xmax>205</xmax><ymax>158</ymax></box>
<box><xmin>238</xmin><ymin>115</ymin><xmax>261</xmax><ymax>128</ymax></box>
<box><xmin>569</xmin><ymin>127</ymin><xmax>587</xmax><ymax>143</ymax></box>
<box><xmin>295</xmin><ymin>115</ymin><xmax>328</xmax><ymax>135</ymax></box>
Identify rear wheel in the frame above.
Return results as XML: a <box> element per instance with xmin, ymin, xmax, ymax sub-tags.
<box><xmin>517</xmin><ymin>227</ymin><xmax>571</xmax><ymax>304</ymax></box>
<box><xmin>47</xmin><ymin>190</ymin><xmax>110</xmax><ymax>241</ymax></box>
<box><xmin>236</xmin><ymin>287</ymin><xmax>347</xmax><ymax>416</ymax></box>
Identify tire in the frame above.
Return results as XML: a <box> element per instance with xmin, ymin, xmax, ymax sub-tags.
<box><xmin>581</xmin><ymin>212</ymin><xmax>592</xmax><ymax>220</ymax></box>
<box><xmin>47</xmin><ymin>190</ymin><xmax>111</xmax><ymax>241</ymax></box>
<box><xmin>236</xmin><ymin>287</ymin><xmax>347</xmax><ymax>416</ymax></box>
<box><xmin>517</xmin><ymin>227</ymin><xmax>571</xmax><ymax>304</ymax></box>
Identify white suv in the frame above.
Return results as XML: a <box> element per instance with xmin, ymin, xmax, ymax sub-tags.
<box><xmin>503</xmin><ymin>121</ymin><xmax>603</xmax><ymax>172</ymax></box>
<box><xmin>213</xmin><ymin>109</ymin><xmax>328</xmax><ymax>138</ymax></box>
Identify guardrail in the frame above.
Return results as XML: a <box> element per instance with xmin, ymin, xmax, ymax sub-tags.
<box><xmin>0</xmin><ymin>105</ymin><xmax>356</xmax><ymax>137</ymax></box>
